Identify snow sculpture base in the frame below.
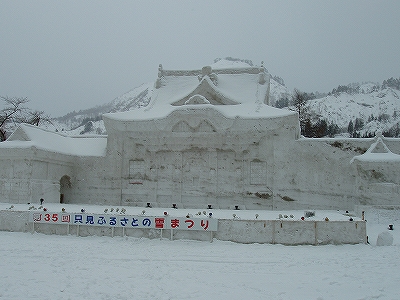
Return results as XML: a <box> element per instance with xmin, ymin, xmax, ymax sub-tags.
<box><xmin>0</xmin><ymin>204</ymin><xmax>366</xmax><ymax>245</ymax></box>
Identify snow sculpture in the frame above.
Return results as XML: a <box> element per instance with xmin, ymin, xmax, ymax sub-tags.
<box><xmin>198</xmin><ymin>66</ymin><xmax>218</xmax><ymax>85</ymax></box>
<box><xmin>258</xmin><ymin>61</ymin><xmax>271</xmax><ymax>105</ymax></box>
<box><xmin>3</xmin><ymin>61</ymin><xmax>398</xmax><ymax>211</ymax></box>
<box><xmin>258</xmin><ymin>61</ymin><xmax>266</xmax><ymax>85</ymax></box>
<box><xmin>202</xmin><ymin>66</ymin><xmax>212</xmax><ymax>76</ymax></box>
<box><xmin>158</xmin><ymin>64</ymin><xmax>163</xmax><ymax>77</ymax></box>
<box><xmin>376</xmin><ymin>231</ymin><xmax>393</xmax><ymax>246</ymax></box>
<box><xmin>155</xmin><ymin>64</ymin><xmax>164</xmax><ymax>89</ymax></box>
<box><xmin>184</xmin><ymin>94</ymin><xmax>210</xmax><ymax>105</ymax></box>
<box><xmin>350</xmin><ymin>133</ymin><xmax>400</xmax><ymax>204</ymax></box>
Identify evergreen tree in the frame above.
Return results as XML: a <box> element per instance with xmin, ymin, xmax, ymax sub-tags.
<box><xmin>347</xmin><ymin>120</ymin><xmax>354</xmax><ymax>134</ymax></box>
<box><xmin>275</xmin><ymin>97</ymin><xmax>289</xmax><ymax>108</ymax></box>
<box><xmin>314</xmin><ymin>119</ymin><xmax>328</xmax><ymax>137</ymax></box>
<box><xmin>327</xmin><ymin>122</ymin><xmax>340</xmax><ymax>137</ymax></box>
<box><xmin>303</xmin><ymin>119</ymin><xmax>313</xmax><ymax>137</ymax></box>
<box><xmin>368</xmin><ymin>114</ymin><xmax>374</xmax><ymax>122</ymax></box>
<box><xmin>354</xmin><ymin>118</ymin><xmax>364</xmax><ymax>131</ymax></box>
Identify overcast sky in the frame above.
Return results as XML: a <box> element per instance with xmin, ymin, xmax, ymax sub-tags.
<box><xmin>1</xmin><ymin>1</ymin><xmax>399</xmax><ymax>117</ymax></box>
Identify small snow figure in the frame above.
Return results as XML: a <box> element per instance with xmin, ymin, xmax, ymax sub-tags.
<box><xmin>40</xmin><ymin>198</ymin><xmax>44</xmax><ymax>205</ymax></box>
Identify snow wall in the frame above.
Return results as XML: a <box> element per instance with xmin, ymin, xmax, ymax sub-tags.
<box><xmin>0</xmin><ymin>210</ymin><xmax>366</xmax><ymax>245</ymax></box>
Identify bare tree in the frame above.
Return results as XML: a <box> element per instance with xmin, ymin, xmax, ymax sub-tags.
<box><xmin>290</xmin><ymin>89</ymin><xmax>310</xmax><ymax>135</ymax></box>
<box><xmin>0</xmin><ymin>96</ymin><xmax>51</xmax><ymax>141</ymax></box>
<box><xmin>26</xmin><ymin>109</ymin><xmax>52</xmax><ymax>127</ymax></box>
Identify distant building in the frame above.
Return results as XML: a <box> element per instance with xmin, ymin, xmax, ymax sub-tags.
<box><xmin>1</xmin><ymin>64</ymin><xmax>399</xmax><ymax>209</ymax></box>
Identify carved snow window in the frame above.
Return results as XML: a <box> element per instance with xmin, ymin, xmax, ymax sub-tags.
<box><xmin>250</xmin><ymin>161</ymin><xmax>267</xmax><ymax>185</ymax></box>
<box><xmin>129</xmin><ymin>160</ymin><xmax>145</xmax><ymax>178</ymax></box>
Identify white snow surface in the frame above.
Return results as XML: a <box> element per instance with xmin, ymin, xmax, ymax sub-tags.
<box><xmin>1</xmin><ymin>203</ymin><xmax>400</xmax><ymax>299</ymax></box>
<box><xmin>307</xmin><ymin>85</ymin><xmax>400</xmax><ymax>134</ymax></box>
<box><xmin>1</xmin><ymin>124</ymin><xmax>107</xmax><ymax>156</ymax></box>
<box><xmin>210</xmin><ymin>59</ymin><xmax>253</xmax><ymax>69</ymax></box>
<box><xmin>104</xmin><ymin>70</ymin><xmax>294</xmax><ymax>122</ymax></box>
<box><xmin>354</xmin><ymin>151</ymin><xmax>400</xmax><ymax>162</ymax></box>
<box><xmin>351</xmin><ymin>137</ymin><xmax>400</xmax><ymax>162</ymax></box>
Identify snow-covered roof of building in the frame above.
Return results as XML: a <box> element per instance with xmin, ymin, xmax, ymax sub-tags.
<box><xmin>351</xmin><ymin>134</ymin><xmax>400</xmax><ymax>163</ymax></box>
<box><xmin>104</xmin><ymin>63</ymin><xmax>296</xmax><ymax>121</ymax></box>
<box><xmin>1</xmin><ymin>124</ymin><xmax>107</xmax><ymax>157</ymax></box>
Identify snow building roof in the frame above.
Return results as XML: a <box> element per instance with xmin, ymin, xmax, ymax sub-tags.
<box><xmin>2</xmin><ymin>124</ymin><xmax>107</xmax><ymax>157</ymax></box>
<box><xmin>104</xmin><ymin>64</ymin><xmax>296</xmax><ymax>122</ymax></box>
<box><xmin>351</xmin><ymin>135</ymin><xmax>400</xmax><ymax>163</ymax></box>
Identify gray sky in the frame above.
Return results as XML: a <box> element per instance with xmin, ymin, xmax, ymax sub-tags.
<box><xmin>1</xmin><ymin>1</ymin><xmax>399</xmax><ymax>117</ymax></box>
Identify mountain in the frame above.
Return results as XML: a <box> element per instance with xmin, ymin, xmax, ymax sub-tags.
<box><xmin>49</xmin><ymin>82</ymin><xmax>154</xmax><ymax>135</ymax></box>
<box><xmin>47</xmin><ymin>58</ymin><xmax>400</xmax><ymax>138</ymax></box>
<box><xmin>305</xmin><ymin>81</ymin><xmax>400</xmax><ymax>137</ymax></box>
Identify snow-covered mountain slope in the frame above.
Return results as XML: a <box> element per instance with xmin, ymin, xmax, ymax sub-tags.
<box><xmin>306</xmin><ymin>82</ymin><xmax>400</xmax><ymax>136</ymax></box>
<box><xmin>48</xmin><ymin>82</ymin><xmax>154</xmax><ymax>135</ymax></box>
<box><xmin>108</xmin><ymin>82</ymin><xmax>153</xmax><ymax>113</ymax></box>
<box><xmin>269</xmin><ymin>77</ymin><xmax>291</xmax><ymax>106</ymax></box>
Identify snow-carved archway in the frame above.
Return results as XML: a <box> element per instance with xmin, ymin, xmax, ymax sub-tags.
<box><xmin>59</xmin><ymin>175</ymin><xmax>72</xmax><ymax>204</ymax></box>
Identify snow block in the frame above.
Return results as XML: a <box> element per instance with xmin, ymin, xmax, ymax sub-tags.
<box><xmin>376</xmin><ymin>231</ymin><xmax>393</xmax><ymax>246</ymax></box>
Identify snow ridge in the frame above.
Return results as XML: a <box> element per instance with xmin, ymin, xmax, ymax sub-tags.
<box><xmin>307</xmin><ymin>82</ymin><xmax>400</xmax><ymax>136</ymax></box>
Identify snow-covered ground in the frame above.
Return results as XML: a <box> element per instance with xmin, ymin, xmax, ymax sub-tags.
<box><xmin>0</xmin><ymin>206</ymin><xmax>399</xmax><ymax>299</ymax></box>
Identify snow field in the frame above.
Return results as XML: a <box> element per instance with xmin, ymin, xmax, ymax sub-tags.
<box><xmin>0</xmin><ymin>216</ymin><xmax>399</xmax><ymax>299</ymax></box>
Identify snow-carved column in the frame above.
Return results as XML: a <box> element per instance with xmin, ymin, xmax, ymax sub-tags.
<box><xmin>155</xmin><ymin>64</ymin><xmax>164</xmax><ymax>89</ymax></box>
